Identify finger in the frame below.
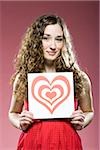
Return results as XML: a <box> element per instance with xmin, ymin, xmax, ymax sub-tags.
<box><xmin>71</xmin><ymin>120</ymin><xmax>83</xmax><ymax>126</ymax></box>
<box><xmin>71</xmin><ymin>115</ymin><xmax>85</xmax><ymax>121</ymax></box>
<box><xmin>71</xmin><ymin>113</ymin><xmax>85</xmax><ymax>120</ymax></box>
<box><xmin>19</xmin><ymin>114</ymin><xmax>34</xmax><ymax>123</ymax></box>
<box><xmin>71</xmin><ymin>120</ymin><xmax>84</xmax><ymax>130</ymax></box>
<box><xmin>71</xmin><ymin>111</ymin><xmax>85</xmax><ymax>119</ymax></box>
<box><xmin>72</xmin><ymin>109</ymin><xmax>83</xmax><ymax>115</ymax></box>
<box><xmin>72</xmin><ymin>124</ymin><xmax>84</xmax><ymax>130</ymax></box>
<box><xmin>20</xmin><ymin>115</ymin><xmax>34</xmax><ymax>123</ymax></box>
<box><xmin>71</xmin><ymin>116</ymin><xmax>85</xmax><ymax>122</ymax></box>
<box><xmin>35</xmin><ymin>119</ymin><xmax>41</xmax><ymax>122</ymax></box>
<box><xmin>20</xmin><ymin>111</ymin><xmax>33</xmax><ymax>119</ymax></box>
<box><xmin>20</xmin><ymin>117</ymin><xmax>33</xmax><ymax>124</ymax></box>
<box><xmin>21</xmin><ymin>110</ymin><xmax>33</xmax><ymax>117</ymax></box>
<box><xmin>19</xmin><ymin>122</ymin><xmax>30</xmax><ymax>131</ymax></box>
<box><xmin>20</xmin><ymin>120</ymin><xmax>32</xmax><ymax>125</ymax></box>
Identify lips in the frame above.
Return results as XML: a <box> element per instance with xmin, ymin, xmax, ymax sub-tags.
<box><xmin>47</xmin><ymin>51</ymin><xmax>56</xmax><ymax>56</ymax></box>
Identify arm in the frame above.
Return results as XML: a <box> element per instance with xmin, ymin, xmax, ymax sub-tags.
<box><xmin>71</xmin><ymin>72</ymin><xmax>94</xmax><ymax>130</ymax></box>
<box><xmin>8</xmin><ymin>75</ymin><xmax>33</xmax><ymax>131</ymax></box>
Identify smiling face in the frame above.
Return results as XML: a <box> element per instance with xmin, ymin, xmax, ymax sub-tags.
<box><xmin>42</xmin><ymin>24</ymin><xmax>64</xmax><ymax>62</ymax></box>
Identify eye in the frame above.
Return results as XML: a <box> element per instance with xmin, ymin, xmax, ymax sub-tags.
<box><xmin>55</xmin><ymin>38</ymin><xmax>63</xmax><ymax>41</ymax></box>
<box><xmin>42</xmin><ymin>37</ymin><xmax>47</xmax><ymax>40</ymax></box>
<box><xmin>42</xmin><ymin>36</ymin><xmax>50</xmax><ymax>40</ymax></box>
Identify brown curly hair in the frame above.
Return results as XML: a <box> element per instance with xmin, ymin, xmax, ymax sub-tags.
<box><xmin>11</xmin><ymin>14</ymin><xmax>84</xmax><ymax>103</ymax></box>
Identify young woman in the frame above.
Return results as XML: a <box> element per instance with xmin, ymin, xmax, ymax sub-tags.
<box><xmin>9</xmin><ymin>14</ymin><xmax>94</xmax><ymax>150</ymax></box>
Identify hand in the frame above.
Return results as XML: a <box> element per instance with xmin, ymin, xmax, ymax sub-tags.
<box><xmin>19</xmin><ymin>110</ymin><xmax>39</xmax><ymax>131</ymax></box>
<box><xmin>70</xmin><ymin>109</ymin><xmax>85</xmax><ymax>130</ymax></box>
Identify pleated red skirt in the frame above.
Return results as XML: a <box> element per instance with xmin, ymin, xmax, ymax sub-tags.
<box><xmin>17</xmin><ymin>100</ymin><xmax>83</xmax><ymax>150</ymax></box>
<box><xmin>17</xmin><ymin>119</ymin><xmax>83</xmax><ymax>150</ymax></box>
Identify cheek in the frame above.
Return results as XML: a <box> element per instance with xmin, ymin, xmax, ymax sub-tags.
<box><xmin>42</xmin><ymin>42</ymin><xmax>48</xmax><ymax>50</ymax></box>
<box><xmin>57</xmin><ymin>43</ymin><xmax>64</xmax><ymax>51</ymax></box>
<box><xmin>57</xmin><ymin>40</ymin><xmax>64</xmax><ymax>47</ymax></box>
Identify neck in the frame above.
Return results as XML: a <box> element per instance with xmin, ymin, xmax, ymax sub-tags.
<box><xmin>44</xmin><ymin>59</ymin><xmax>56</xmax><ymax>72</ymax></box>
<box><xmin>45</xmin><ymin>66</ymin><xmax>56</xmax><ymax>72</ymax></box>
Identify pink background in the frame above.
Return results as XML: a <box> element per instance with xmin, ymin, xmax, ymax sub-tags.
<box><xmin>0</xmin><ymin>1</ymin><xmax>99</xmax><ymax>150</ymax></box>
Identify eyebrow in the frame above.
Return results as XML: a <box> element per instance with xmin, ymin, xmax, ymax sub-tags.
<box><xmin>43</xmin><ymin>34</ymin><xmax>63</xmax><ymax>37</ymax></box>
<box><xmin>43</xmin><ymin>34</ymin><xmax>50</xmax><ymax>37</ymax></box>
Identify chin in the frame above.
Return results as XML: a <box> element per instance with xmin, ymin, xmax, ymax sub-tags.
<box><xmin>47</xmin><ymin>58</ymin><xmax>56</xmax><ymax>61</ymax></box>
<box><xmin>44</xmin><ymin>58</ymin><xmax>55</xmax><ymax>65</ymax></box>
<box><xmin>46</xmin><ymin>55</ymin><xmax>58</xmax><ymax>60</ymax></box>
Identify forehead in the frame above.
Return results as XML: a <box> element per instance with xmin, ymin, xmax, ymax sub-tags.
<box><xmin>44</xmin><ymin>24</ymin><xmax>63</xmax><ymax>35</ymax></box>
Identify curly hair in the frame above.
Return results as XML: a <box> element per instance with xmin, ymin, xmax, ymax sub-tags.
<box><xmin>11</xmin><ymin>14</ymin><xmax>84</xmax><ymax>103</ymax></box>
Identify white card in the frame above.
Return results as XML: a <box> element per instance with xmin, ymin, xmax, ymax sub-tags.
<box><xmin>28</xmin><ymin>72</ymin><xmax>74</xmax><ymax>119</ymax></box>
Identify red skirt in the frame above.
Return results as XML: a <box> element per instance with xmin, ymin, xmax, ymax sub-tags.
<box><xmin>17</xmin><ymin>119</ymin><xmax>83</xmax><ymax>150</ymax></box>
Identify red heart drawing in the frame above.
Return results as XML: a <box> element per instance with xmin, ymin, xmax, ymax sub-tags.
<box><xmin>46</xmin><ymin>91</ymin><xmax>56</xmax><ymax>100</ymax></box>
<box><xmin>31</xmin><ymin>75</ymin><xmax>70</xmax><ymax>113</ymax></box>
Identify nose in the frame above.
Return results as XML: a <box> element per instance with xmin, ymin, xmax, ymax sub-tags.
<box><xmin>50</xmin><ymin>39</ymin><xmax>56</xmax><ymax>50</ymax></box>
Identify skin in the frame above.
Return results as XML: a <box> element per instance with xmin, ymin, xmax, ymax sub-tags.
<box><xmin>8</xmin><ymin>24</ymin><xmax>94</xmax><ymax>131</ymax></box>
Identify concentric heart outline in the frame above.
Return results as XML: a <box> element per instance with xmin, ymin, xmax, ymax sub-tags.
<box><xmin>31</xmin><ymin>75</ymin><xmax>70</xmax><ymax>113</ymax></box>
<box><xmin>38</xmin><ymin>84</ymin><xmax>63</xmax><ymax>105</ymax></box>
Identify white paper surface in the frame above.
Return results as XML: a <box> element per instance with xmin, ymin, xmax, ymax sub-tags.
<box><xmin>28</xmin><ymin>72</ymin><xmax>74</xmax><ymax>119</ymax></box>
